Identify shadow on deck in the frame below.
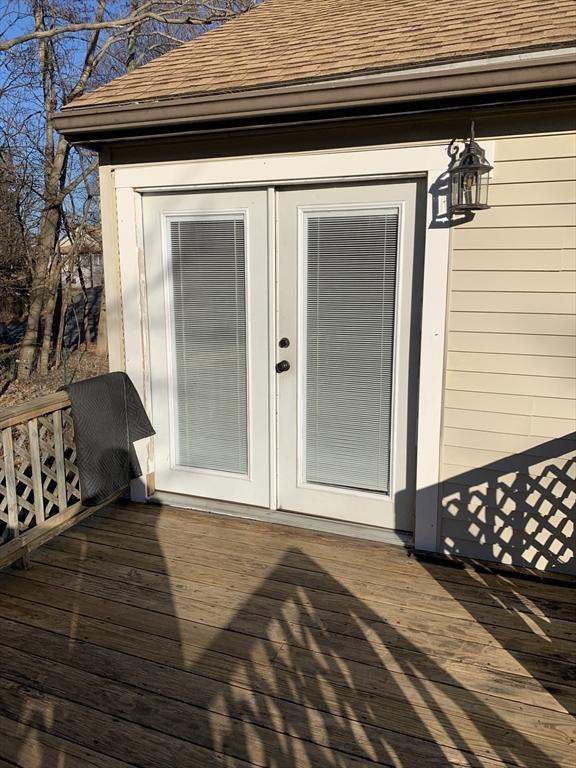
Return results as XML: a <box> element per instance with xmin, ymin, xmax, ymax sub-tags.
<box><xmin>0</xmin><ymin>501</ymin><xmax>574</xmax><ymax>767</ymax></box>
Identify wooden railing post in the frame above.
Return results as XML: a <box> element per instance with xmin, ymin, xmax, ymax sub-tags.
<box><xmin>28</xmin><ymin>417</ymin><xmax>45</xmax><ymax>526</ymax></box>
<box><xmin>53</xmin><ymin>409</ymin><xmax>67</xmax><ymax>514</ymax></box>
<box><xmin>1</xmin><ymin>426</ymin><xmax>19</xmax><ymax>542</ymax></box>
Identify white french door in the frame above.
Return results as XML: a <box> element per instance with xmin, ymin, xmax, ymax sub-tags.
<box><xmin>143</xmin><ymin>189</ymin><xmax>270</xmax><ymax>507</ymax></box>
<box><xmin>276</xmin><ymin>183</ymin><xmax>418</xmax><ymax>531</ymax></box>
<box><xmin>143</xmin><ymin>181</ymin><xmax>418</xmax><ymax>531</ymax></box>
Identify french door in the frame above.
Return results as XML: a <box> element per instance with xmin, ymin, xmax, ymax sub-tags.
<box><xmin>143</xmin><ymin>189</ymin><xmax>270</xmax><ymax>506</ymax></box>
<box><xmin>276</xmin><ymin>183</ymin><xmax>418</xmax><ymax>531</ymax></box>
<box><xmin>144</xmin><ymin>181</ymin><xmax>419</xmax><ymax>531</ymax></box>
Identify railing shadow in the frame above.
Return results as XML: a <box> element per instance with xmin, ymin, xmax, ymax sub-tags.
<box><xmin>0</xmin><ymin>499</ymin><xmax>573</xmax><ymax>766</ymax></box>
<box><xmin>411</xmin><ymin>431</ymin><xmax>576</xmax><ymax>738</ymax></box>
<box><xmin>180</xmin><ymin>546</ymin><xmax>571</xmax><ymax>767</ymax></box>
<box><xmin>435</xmin><ymin>433</ymin><xmax>575</xmax><ymax>575</ymax></box>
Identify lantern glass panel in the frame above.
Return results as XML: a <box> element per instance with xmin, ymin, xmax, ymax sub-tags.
<box><xmin>462</xmin><ymin>169</ymin><xmax>478</xmax><ymax>207</ymax></box>
<box><xmin>451</xmin><ymin>171</ymin><xmax>460</xmax><ymax>209</ymax></box>
<box><xmin>478</xmin><ymin>170</ymin><xmax>490</xmax><ymax>207</ymax></box>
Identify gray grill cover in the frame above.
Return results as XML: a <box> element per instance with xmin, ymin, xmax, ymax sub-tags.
<box><xmin>62</xmin><ymin>372</ymin><xmax>155</xmax><ymax>506</ymax></box>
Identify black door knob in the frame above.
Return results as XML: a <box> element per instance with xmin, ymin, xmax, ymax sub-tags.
<box><xmin>279</xmin><ymin>337</ymin><xmax>290</xmax><ymax>348</ymax></box>
<box><xmin>276</xmin><ymin>360</ymin><xmax>290</xmax><ymax>373</ymax></box>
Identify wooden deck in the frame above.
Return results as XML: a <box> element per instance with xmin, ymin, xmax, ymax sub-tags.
<box><xmin>0</xmin><ymin>501</ymin><xmax>574</xmax><ymax>768</ymax></box>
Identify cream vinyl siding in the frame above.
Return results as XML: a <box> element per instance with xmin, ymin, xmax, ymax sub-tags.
<box><xmin>440</xmin><ymin>131</ymin><xmax>576</xmax><ymax>574</ymax></box>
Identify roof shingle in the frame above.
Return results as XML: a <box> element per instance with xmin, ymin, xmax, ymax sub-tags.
<box><xmin>68</xmin><ymin>0</ymin><xmax>576</xmax><ymax>109</ymax></box>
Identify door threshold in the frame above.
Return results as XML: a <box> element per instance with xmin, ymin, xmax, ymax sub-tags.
<box><xmin>151</xmin><ymin>491</ymin><xmax>413</xmax><ymax>548</ymax></box>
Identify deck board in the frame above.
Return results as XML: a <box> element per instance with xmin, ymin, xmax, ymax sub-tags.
<box><xmin>0</xmin><ymin>501</ymin><xmax>574</xmax><ymax>767</ymax></box>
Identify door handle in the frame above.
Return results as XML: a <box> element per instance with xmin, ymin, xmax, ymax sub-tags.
<box><xmin>276</xmin><ymin>360</ymin><xmax>290</xmax><ymax>373</ymax></box>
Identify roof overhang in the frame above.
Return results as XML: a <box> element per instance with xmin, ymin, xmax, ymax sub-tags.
<box><xmin>53</xmin><ymin>48</ymin><xmax>576</xmax><ymax>145</ymax></box>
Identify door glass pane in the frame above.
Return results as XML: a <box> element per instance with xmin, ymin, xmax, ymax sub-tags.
<box><xmin>169</xmin><ymin>216</ymin><xmax>248</xmax><ymax>474</ymax></box>
<box><xmin>305</xmin><ymin>209</ymin><xmax>399</xmax><ymax>493</ymax></box>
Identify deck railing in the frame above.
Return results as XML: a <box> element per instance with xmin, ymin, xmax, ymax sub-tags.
<box><xmin>0</xmin><ymin>391</ymin><xmax>91</xmax><ymax>569</ymax></box>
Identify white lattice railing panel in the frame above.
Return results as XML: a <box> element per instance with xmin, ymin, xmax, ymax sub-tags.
<box><xmin>13</xmin><ymin>424</ymin><xmax>39</xmax><ymax>530</ymax></box>
<box><xmin>0</xmin><ymin>391</ymin><xmax>86</xmax><ymax>567</ymax></box>
<box><xmin>37</xmin><ymin>414</ymin><xmax>61</xmax><ymax>519</ymax></box>
<box><xmin>0</xmin><ymin>459</ymin><xmax>9</xmax><ymax>545</ymax></box>
<box><xmin>62</xmin><ymin>407</ymin><xmax>81</xmax><ymax>506</ymax></box>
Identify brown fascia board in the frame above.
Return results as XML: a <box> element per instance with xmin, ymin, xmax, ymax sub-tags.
<box><xmin>52</xmin><ymin>51</ymin><xmax>576</xmax><ymax>141</ymax></box>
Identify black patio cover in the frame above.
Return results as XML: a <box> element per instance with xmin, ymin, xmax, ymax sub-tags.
<box><xmin>62</xmin><ymin>372</ymin><xmax>155</xmax><ymax>506</ymax></box>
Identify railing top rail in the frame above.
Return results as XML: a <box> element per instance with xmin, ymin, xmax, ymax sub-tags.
<box><xmin>0</xmin><ymin>390</ymin><xmax>70</xmax><ymax>431</ymax></box>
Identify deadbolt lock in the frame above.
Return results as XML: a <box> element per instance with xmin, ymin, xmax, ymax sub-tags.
<box><xmin>276</xmin><ymin>360</ymin><xmax>290</xmax><ymax>373</ymax></box>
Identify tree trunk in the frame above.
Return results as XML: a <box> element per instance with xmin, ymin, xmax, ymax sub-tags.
<box><xmin>76</xmin><ymin>259</ymin><xmax>92</xmax><ymax>348</ymax></box>
<box><xmin>38</xmin><ymin>254</ymin><xmax>62</xmax><ymax>375</ymax></box>
<box><xmin>96</xmin><ymin>289</ymin><xmax>107</xmax><ymax>356</ymax></box>
<box><xmin>17</xmin><ymin>202</ymin><xmax>60</xmax><ymax>378</ymax></box>
<box><xmin>17</xmin><ymin>3</ymin><xmax>68</xmax><ymax>380</ymax></box>
<box><xmin>55</xmin><ymin>278</ymin><xmax>71</xmax><ymax>368</ymax></box>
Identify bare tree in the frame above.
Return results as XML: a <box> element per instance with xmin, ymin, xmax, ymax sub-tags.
<box><xmin>0</xmin><ymin>150</ymin><xmax>31</xmax><ymax>320</ymax></box>
<box><xmin>0</xmin><ymin>0</ymin><xmax>256</xmax><ymax>379</ymax></box>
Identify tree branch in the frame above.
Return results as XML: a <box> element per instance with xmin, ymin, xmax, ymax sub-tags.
<box><xmin>0</xmin><ymin>6</ymin><xmax>243</xmax><ymax>52</ymax></box>
<box><xmin>58</xmin><ymin>158</ymin><xmax>98</xmax><ymax>201</ymax></box>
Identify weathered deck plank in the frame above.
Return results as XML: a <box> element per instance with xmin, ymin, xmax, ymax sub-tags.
<box><xmin>0</xmin><ymin>501</ymin><xmax>574</xmax><ymax>767</ymax></box>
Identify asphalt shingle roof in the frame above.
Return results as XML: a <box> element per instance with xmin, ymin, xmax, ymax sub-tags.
<box><xmin>68</xmin><ymin>0</ymin><xmax>576</xmax><ymax>109</ymax></box>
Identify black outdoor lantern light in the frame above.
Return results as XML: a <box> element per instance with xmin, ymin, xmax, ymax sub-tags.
<box><xmin>449</xmin><ymin>122</ymin><xmax>493</xmax><ymax>214</ymax></box>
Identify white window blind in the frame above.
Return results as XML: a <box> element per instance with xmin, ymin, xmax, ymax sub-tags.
<box><xmin>169</xmin><ymin>216</ymin><xmax>248</xmax><ymax>474</ymax></box>
<box><xmin>305</xmin><ymin>210</ymin><xmax>399</xmax><ymax>493</ymax></box>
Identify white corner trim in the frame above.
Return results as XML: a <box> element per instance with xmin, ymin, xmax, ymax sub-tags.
<box><xmin>414</xmin><ymin>201</ymin><xmax>450</xmax><ymax>552</ymax></box>
<box><xmin>97</xmin><ymin>161</ymin><xmax>124</xmax><ymax>371</ymax></box>
<box><xmin>111</xmin><ymin>140</ymin><xmax>485</xmax><ymax>547</ymax></box>
<box><xmin>116</xmin><ymin>186</ymin><xmax>153</xmax><ymax>501</ymax></box>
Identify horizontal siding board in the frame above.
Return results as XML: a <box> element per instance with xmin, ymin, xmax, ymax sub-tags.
<box><xmin>494</xmin><ymin>134</ymin><xmax>576</xmax><ymax>161</ymax></box>
<box><xmin>444</xmin><ymin>408</ymin><xmax>530</xmax><ymax>435</ymax></box>
<box><xmin>442</xmin><ymin>446</ymin><xmax>575</xmax><ymax>477</ymax></box>
<box><xmin>462</xmin><ymin>204</ymin><xmax>575</xmax><ymax>228</ymax></box>
<box><xmin>441</xmin><ymin>522</ymin><xmax>575</xmax><ymax>569</ymax></box>
<box><xmin>440</xmin><ymin>537</ymin><xmax>574</xmax><ymax>573</ymax></box>
<box><xmin>448</xmin><ymin>332</ymin><xmax>576</xmax><ymax>357</ymax></box>
<box><xmin>531</xmin><ymin>415</ymin><xmax>576</xmax><ymax>438</ymax></box>
<box><xmin>444</xmin><ymin>390</ymin><xmax>576</xmax><ymax>420</ymax></box>
<box><xmin>441</xmin><ymin>513</ymin><xmax>519</xmax><ymax>535</ymax></box>
<box><xmin>532</xmin><ymin>397</ymin><xmax>576</xmax><ymax>419</ymax></box>
<box><xmin>440</xmin><ymin>537</ymin><xmax>517</xmax><ymax>564</ymax></box>
<box><xmin>447</xmin><ymin>351</ymin><xmax>576</xmax><ymax>378</ymax></box>
<box><xmin>450</xmin><ymin>271</ymin><xmax>576</xmax><ymax>293</ymax></box>
<box><xmin>441</xmin><ymin>515</ymin><xmax>574</xmax><ymax>543</ymax></box>
<box><xmin>444</xmin><ymin>408</ymin><xmax>575</xmax><ymax>438</ymax></box>
<box><xmin>490</xmin><ymin>157</ymin><xmax>576</xmax><ymax>184</ymax></box>
<box><xmin>441</xmin><ymin>473</ymin><xmax>568</xmax><ymax>499</ymax></box>
<box><xmin>444</xmin><ymin>370</ymin><xmax>576</xmax><ymax>399</ymax></box>
<box><xmin>449</xmin><ymin>312</ymin><xmax>576</xmax><ymax>335</ymax></box>
<box><xmin>562</xmin><ymin>251</ymin><xmax>576</xmax><ymax>271</ymax></box>
<box><xmin>441</xmin><ymin>460</ymin><xmax>575</xmax><ymax>484</ymax></box>
<box><xmin>451</xmin><ymin>250</ymin><xmax>575</xmax><ymax>271</ymax></box>
<box><xmin>453</xmin><ymin>227</ymin><xmax>575</xmax><ymax>250</ymax></box>
<box><xmin>488</xmin><ymin>181</ymin><xmax>576</xmax><ymax>206</ymax></box>
<box><xmin>443</xmin><ymin>426</ymin><xmax>575</xmax><ymax>457</ymax></box>
<box><xmin>449</xmin><ymin>292</ymin><xmax>576</xmax><ymax>314</ymax></box>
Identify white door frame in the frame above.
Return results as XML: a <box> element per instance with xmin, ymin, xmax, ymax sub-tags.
<box><xmin>110</xmin><ymin>141</ymin><xmax>493</xmax><ymax>548</ymax></box>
